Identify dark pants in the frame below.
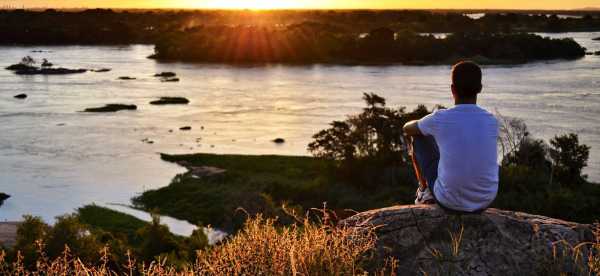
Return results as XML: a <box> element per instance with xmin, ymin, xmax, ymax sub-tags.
<box><xmin>412</xmin><ymin>135</ymin><xmax>440</xmax><ymax>193</ymax></box>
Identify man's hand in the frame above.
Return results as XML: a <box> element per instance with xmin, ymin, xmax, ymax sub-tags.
<box><xmin>403</xmin><ymin>120</ymin><xmax>423</xmax><ymax>137</ymax></box>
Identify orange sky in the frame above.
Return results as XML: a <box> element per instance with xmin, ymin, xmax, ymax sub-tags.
<box><xmin>4</xmin><ymin>0</ymin><xmax>600</xmax><ymax>10</ymax></box>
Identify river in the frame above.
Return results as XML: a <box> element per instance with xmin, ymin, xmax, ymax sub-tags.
<box><xmin>1</xmin><ymin>32</ymin><xmax>599</xmax><ymax>234</ymax></box>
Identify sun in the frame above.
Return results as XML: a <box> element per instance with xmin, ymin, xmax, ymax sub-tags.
<box><xmin>202</xmin><ymin>0</ymin><xmax>299</xmax><ymax>9</ymax></box>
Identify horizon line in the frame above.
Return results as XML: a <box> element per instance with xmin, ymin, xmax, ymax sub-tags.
<box><xmin>2</xmin><ymin>7</ymin><xmax>599</xmax><ymax>12</ymax></box>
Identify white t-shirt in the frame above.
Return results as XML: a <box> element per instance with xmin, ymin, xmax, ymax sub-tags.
<box><xmin>417</xmin><ymin>104</ymin><xmax>499</xmax><ymax>212</ymax></box>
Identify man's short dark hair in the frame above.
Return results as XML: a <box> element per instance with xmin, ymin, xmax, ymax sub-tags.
<box><xmin>452</xmin><ymin>61</ymin><xmax>482</xmax><ymax>98</ymax></box>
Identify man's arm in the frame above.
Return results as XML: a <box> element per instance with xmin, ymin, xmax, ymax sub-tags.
<box><xmin>403</xmin><ymin>120</ymin><xmax>423</xmax><ymax>137</ymax></box>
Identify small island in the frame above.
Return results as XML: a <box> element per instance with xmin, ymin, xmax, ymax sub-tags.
<box><xmin>6</xmin><ymin>57</ymin><xmax>86</xmax><ymax>75</ymax></box>
<box><xmin>151</xmin><ymin>30</ymin><xmax>586</xmax><ymax>65</ymax></box>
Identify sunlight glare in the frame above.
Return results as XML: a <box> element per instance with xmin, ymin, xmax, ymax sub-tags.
<box><xmin>204</xmin><ymin>0</ymin><xmax>299</xmax><ymax>9</ymax></box>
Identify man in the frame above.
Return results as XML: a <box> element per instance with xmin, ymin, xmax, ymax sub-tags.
<box><xmin>403</xmin><ymin>61</ymin><xmax>499</xmax><ymax>212</ymax></box>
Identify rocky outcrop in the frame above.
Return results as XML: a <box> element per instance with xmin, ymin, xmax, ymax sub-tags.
<box><xmin>343</xmin><ymin>205</ymin><xmax>596</xmax><ymax>276</ymax></box>
<box><xmin>150</xmin><ymin>97</ymin><xmax>189</xmax><ymax>105</ymax></box>
<box><xmin>83</xmin><ymin>104</ymin><xmax>137</xmax><ymax>113</ymax></box>
<box><xmin>0</xmin><ymin>193</ymin><xmax>9</xmax><ymax>207</ymax></box>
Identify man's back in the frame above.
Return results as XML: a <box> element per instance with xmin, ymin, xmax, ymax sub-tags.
<box><xmin>418</xmin><ymin>104</ymin><xmax>499</xmax><ymax>212</ymax></box>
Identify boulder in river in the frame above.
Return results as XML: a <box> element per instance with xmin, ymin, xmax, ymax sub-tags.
<box><xmin>150</xmin><ymin>97</ymin><xmax>190</xmax><ymax>105</ymax></box>
<box><xmin>595</xmin><ymin>51</ymin><xmax>600</xmax><ymax>56</ymax></box>
<box><xmin>343</xmin><ymin>205</ymin><xmax>596</xmax><ymax>276</ymax></box>
<box><xmin>154</xmin><ymin>72</ymin><xmax>177</xmax><ymax>78</ymax></box>
<box><xmin>15</xmin><ymin>67</ymin><xmax>87</xmax><ymax>75</ymax></box>
<box><xmin>118</xmin><ymin>76</ymin><xmax>136</xmax><ymax>80</ymax></box>
<box><xmin>272</xmin><ymin>138</ymin><xmax>285</xmax><ymax>144</ymax></box>
<box><xmin>593</xmin><ymin>37</ymin><xmax>600</xmax><ymax>41</ymax></box>
<box><xmin>83</xmin><ymin>104</ymin><xmax>137</xmax><ymax>113</ymax></box>
<box><xmin>180</xmin><ymin>126</ymin><xmax>192</xmax><ymax>131</ymax></box>
<box><xmin>13</xmin><ymin>94</ymin><xmax>27</xmax><ymax>99</ymax></box>
<box><xmin>0</xmin><ymin>193</ymin><xmax>10</xmax><ymax>207</ymax></box>
<box><xmin>161</xmin><ymin>77</ymin><xmax>180</xmax><ymax>82</ymax></box>
<box><xmin>91</xmin><ymin>68</ymin><xmax>111</xmax><ymax>73</ymax></box>
<box><xmin>5</xmin><ymin>63</ymin><xmax>36</xmax><ymax>71</ymax></box>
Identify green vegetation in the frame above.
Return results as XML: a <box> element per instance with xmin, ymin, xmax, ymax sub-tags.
<box><xmin>2</xmin><ymin>205</ymin><xmax>209</xmax><ymax>272</ymax></box>
<box><xmin>1</xmin><ymin>10</ymin><xmax>600</xmax><ymax>46</ymax></box>
<box><xmin>134</xmin><ymin>153</ymin><xmax>412</xmax><ymax>232</ymax></box>
<box><xmin>0</xmin><ymin>10</ymin><xmax>594</xmax><ymax>64</ymax></box>
<box><xmin>134</xmin><ymin>94</ymin><xmax>599</xmax><ymax>233</ymax></box>
<box><xmin>152</xmin><ymin>29</ymin><xmax>585</xmax><ymax>64</ymax></box>
<box><xmin>77</xmin><ymin>205</ymin><xmax>148</xmax><ymax>240</ymax></box>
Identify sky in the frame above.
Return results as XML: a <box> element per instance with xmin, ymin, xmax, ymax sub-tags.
<box><xmin>2</xmin><ymin>0</ymin><xmax>600</xmax><ymax>10</ymax></box>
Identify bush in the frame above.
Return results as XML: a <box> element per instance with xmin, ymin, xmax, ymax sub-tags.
<box><xmin>549</xmin><ymin>133</ymin><xmax>590</xmax><ymax>184</ymax></box>
<box><xmin>308</xmin><ymin>92</ymin><xmax>434</xmax><ymax>187</ymax></box>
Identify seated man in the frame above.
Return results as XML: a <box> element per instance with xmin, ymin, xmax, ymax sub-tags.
<box><xmin>403</xmin><ymin>61</ymin><xmax>499</xmax><ymax>212</ymax></box>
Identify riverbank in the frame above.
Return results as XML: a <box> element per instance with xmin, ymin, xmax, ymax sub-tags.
<box><xmin>133</xmin><ymin>152</ymin><xmax>600</xmax><ymax>233</ymax></box>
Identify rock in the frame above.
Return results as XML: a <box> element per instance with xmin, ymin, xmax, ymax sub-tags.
<box><xmin>180</xmin><ymin>126</ymin><xmax>192</xmax><ymax>131</ymax></box>
<box><xmin>343</xmin><ymin>205</ymin><xmax>595</xmax><ymax>276</ymax></box>
<box><xmin>15</xmin><ymin>67</ymin><xmax>87</xmax><ymax>75</ymax></box>
<box><xmin>593</xmin><ymin>37</ymin><xmax>600</xmax><ymax>41</ymax></box>
<box><xmin>0</xmin><ymin>193</ymin><xmax>10</xmax><ymax>207</ymax></box>
<box><xmin>586</xmin><ymin>52</ymin><xmax>594</xmax><ymax>55</ymax></box>
<box><xmin>273</xmin><ymin>138</ymin><xmax>285</xmax><ymax>144</ymax></box>
<box><xmin>149</xmin><ymin>97</ymin><xmax>190</xmax><ymax>105</ymax></box>
<box><xmin>595</xmin><ymin>51</ymin><xmax>600</xmax><ymax>56</ymax></box>
<box><xmin>5</xmin><ymin>63</ymin><xmax>36</xmax><ymax>71</ymax></box>
<box><xmin>91</xmin><ymin>68</ymin><xmax>111</xmax><ymax>72</ymax></box>
<box><xmin>13</xmin><ymin>94</ymin><xmax>27</xmax><ymax>99</ymax></box>
<box><xmin>118</xmin><ymin>76</ymin><xmax>136</xmax><ymax>80</ymax></box>
<box><xmin>83</xmin><ymin>104</ymin><xmax>137</xmax><ymax>113</ymax></box>
<box><xmin>154</xmin><ymin>72</ymin><xmax>177</xmax><ymax>78</ymax></box>
<box><xmin>161</xmin><ymin>77</ymin><xmax>180</xmax><ymax>82</ymax></box>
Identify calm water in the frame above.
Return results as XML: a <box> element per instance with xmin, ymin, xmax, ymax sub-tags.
<box><xmin>1</xmin><ymin>32</ymin><xmax>599</xmax><ymax>231</ymax></box>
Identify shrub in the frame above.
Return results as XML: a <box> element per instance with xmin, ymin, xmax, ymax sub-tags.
<box><xmin>549</xmin><ymin>133</ymin><xmax>591</xmax><ymax>183</ymax></box>
<box><xmin>308</xmin><ymin>92</ymin><xmax>434</xmax><ymax>187</ymax></box>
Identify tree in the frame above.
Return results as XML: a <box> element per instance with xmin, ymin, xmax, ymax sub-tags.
<box><xmin>14</xmin><ymin>215</ymin><xmax>51</xmax><ymax>267</ymax></box>
<box><xmin>549</xmin><ymin>133</ymin><xmax>590</xmax><ymax>183</ymax></box>
<box><xmin>45</xmin><ymin>215</ymin><xmax>102</xmax><ymax>262</ymax></box>
<box><xmin>136</xmin><ymin>214</ymin><xmax>178</xmax><ymax>262</ymax></box>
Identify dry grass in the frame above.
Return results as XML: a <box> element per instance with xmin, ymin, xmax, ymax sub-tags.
<box><xmin>1</xmin><ymin>216</ymin><xmax>597</xmax><ymax>276</ymax></box>
<box><xmin>0</xmin><ymin>215</ymin><xmax>397</xmax><ymax>275</ymax></box>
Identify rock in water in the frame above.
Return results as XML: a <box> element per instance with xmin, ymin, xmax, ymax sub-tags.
<box><xmin>0</xmin><ymin>193</ymin><xmax>10</xmax><ymax>207</ymax></box>
<box><xmin>91</xmin><ymin>68</ymin><xmax>111</xmax><ymax>72</ymax></box>
<box><xmin>343</xmin><ymin>205</ymin><xmax>595</xmax><ymax>275</ymax></box>
<box><xmin>13</xmin><ymin>94</ymin><xmax>27</xmax><ymax>99</ymax></box>
<box><xmin>154</xmin><ymin>72</ymin><xmax>177</xmax><ymax>78</ymax></box>
<box><xmin>118</xmin><ymin>76</ymin><xmax>136</xmax><ymax>80</ymax></box>
<box><xmin>273</xmin><ymin>138</ymin><xmax>285</xmax><ymax>144</ymax></box>
<box><xmin>83</xmin><ymin>104</ymin><xmax>137</xmax><ymax>113</ymax></box>
<box><xmin>593</xmin><ymin>37</ymin><xmax>600</xmax><ymax>41</ymax></box>
<box><xmin>149</xmin><ymin>97</ymin><xmax>190</xmax><ymax>105</ymax></box>
<box><xmin>180</xmin><ymin>126</ymin><xmax>192</xmax><ymax>131</ymax></box>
